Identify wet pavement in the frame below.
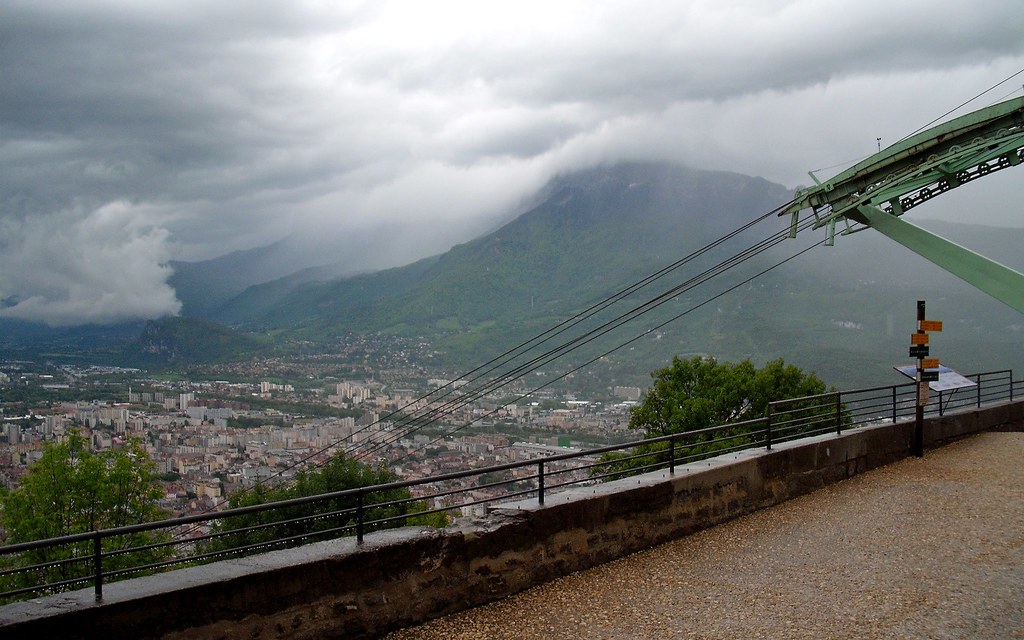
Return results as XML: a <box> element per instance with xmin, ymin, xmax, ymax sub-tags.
<box><xmin>386</xmin><ymin>432</ymin><xmax>1024</xmax><ymax>639</ymax></box>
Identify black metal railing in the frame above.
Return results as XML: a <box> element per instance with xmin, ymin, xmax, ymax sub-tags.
<box><xmin>0</xmin><ymin>370</ymin><xmax>1016</xmax><ymax>603</ymax></box>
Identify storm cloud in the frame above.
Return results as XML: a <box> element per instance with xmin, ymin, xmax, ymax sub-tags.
<box><xmin>2</xmin><ymin>0</ymin><xmax>1023</xmax><ymax>325</ymax></box>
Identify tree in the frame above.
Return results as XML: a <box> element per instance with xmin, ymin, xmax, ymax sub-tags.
<box><xmin>0</xmin><ymin>432</ymin><xmax>171</xmax><ymax>596</ymax></box>
<box><xmin>629</xmin><ymin>356</ymin><xmax>829</xmax><ymax>437</ymax></box>
<box><xmin>207</xmin><ymin>453</ymin><xmax>447</xmax><ymax>557</ymax></box>
<box><xmin>598</xmin><ymin>357</ymin><xmax>831</xmax><ymax>478</ymax></box>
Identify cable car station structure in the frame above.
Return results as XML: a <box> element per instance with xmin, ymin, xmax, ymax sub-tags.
<box><xmin>782</xmin><ymin>96</ymin><xmax>1024</xmax><ymax>312</ymax></box>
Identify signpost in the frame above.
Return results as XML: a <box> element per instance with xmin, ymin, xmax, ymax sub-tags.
<box><xmin>912</xmin><ymin>300</ymin><xmax>939</xmax><ymax>457</ymax></box>
<box><xmin>896</xmin><ymin>304</ymin><xmax>975</xmax><ymax>425</ymax></box>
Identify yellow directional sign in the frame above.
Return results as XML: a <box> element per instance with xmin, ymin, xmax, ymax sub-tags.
<box><xmin>910</xmin><ymin>333</ymin><xmax>929</xmax><ymax>345</ymax></box>
<box><xmin>922</xmin><ymin>358</ymin><xmax>940</xmax><ymax>369</ymax></box>
<box><xmin>920</xmin><ymin>320</ymin><xmax>943</xmax><ymax>332</ymax></box>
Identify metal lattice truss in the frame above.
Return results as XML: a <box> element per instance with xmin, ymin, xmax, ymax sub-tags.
<box><xmin>782</xmin><ymin>96</ymin><xmax>1024</xmax><ymax>312</ymax></box>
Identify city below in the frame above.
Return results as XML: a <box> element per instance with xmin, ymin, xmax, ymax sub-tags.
<box><xmin>0</xmin><ymin>357</ymin><xmax>644</xmax><ymax>525</ymax></box>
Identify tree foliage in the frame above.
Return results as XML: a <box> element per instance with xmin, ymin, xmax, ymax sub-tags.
<box><xmin>629</xmin><ymin>356</ymin><xmax>829</xmax><ymax>437</ymax></box>
<box><xmin>0</xmin><ymin>432</ymin><xmax>170</xmax><ymax>596</ymax></box>
<box><xmin>207</xmin><ymin>453</ymin><xmax>446</xmax><ymax>557</ymax></box>
<box><xmin>597</xmin><ymin>357</ymin><xmax>831</xmax><ymax>479</ymax></box>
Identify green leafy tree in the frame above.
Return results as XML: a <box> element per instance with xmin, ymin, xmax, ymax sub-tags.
<box><xmin>207</xmin><ymin>453</ymin><xmax>447</xmax><ymax>557</ymax></box>
<box><xmin>599</xmin><ymin>357</ymin><xmax>832</xmax><ymax>478</ymax></box>
<box><xmin>630</xmin><ymin>357</ymin><xmax>829</xmax><ymax>437</ymax></box>
<box><xmin>0</xmin><ymin>432</ymin><xmax>171</xmax><ymax>596</ymax></box>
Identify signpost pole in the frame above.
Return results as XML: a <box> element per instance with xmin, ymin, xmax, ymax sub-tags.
<box><xmin>914</xmin><ymin>301</ymin><xmax>925</xmax><ymax>457</ymax></box>
<box><xmin>900</xmin><ymin>311</ymin><xmax>964</xmax><ymax>448</ymax></box>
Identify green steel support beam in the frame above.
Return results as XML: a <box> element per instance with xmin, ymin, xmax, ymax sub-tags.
<box><xmin>782</xmin><ymin>96</ymin><xmax>1024</xmax><ymax>312</ymax></box>
<box><xmin>857</xmin><ymin>205</ymin><xmax>1024</xmax><ymax>313</ymax></box>
<box><xmin>784</xmin><ymin>96</ymin><xmax>1024</xmax><ymax>230</ymax></box>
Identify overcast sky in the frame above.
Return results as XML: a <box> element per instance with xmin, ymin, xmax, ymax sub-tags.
<box><xmin>2</xmin><ymin>0</ymin><xmax>1023</xmax><ymax>326</ymax></box>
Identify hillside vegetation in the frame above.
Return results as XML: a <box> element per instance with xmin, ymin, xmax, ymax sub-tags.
<box><xmin>5</xmin><ymin>162</ymin><xmax>1021</xmax><ymax>391</ymax></box>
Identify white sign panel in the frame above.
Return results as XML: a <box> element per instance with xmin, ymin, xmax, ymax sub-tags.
<box><xmin>893</xmin><ymin>365</ymin><xmax>977</xmax><ymax>391</ymax></box>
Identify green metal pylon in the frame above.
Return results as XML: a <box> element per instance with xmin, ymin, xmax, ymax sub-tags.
<box><xmin>783</xmin><ymin>96</ymin><xmax>1024</xmax><ymax>312</ymax></box>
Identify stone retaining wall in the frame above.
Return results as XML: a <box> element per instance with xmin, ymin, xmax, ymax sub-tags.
<box><xmin>2</xmin><ymin>401</ymin><xmax>1021</xmax><ymax>640</ymax></box>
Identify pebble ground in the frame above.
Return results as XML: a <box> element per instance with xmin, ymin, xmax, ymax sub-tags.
<box><xmin>385</xmin><ymin>432</ymin><xmax>1024</xmax><ymax>639</ymax></box>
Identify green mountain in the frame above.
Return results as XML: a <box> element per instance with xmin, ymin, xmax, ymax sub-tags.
<box><xmin>9</xmin><ymin>161</ymin><xmax>1019</xmax><ymax>390</ymax></box>
<box><xmin>133</xmin><ymin>317</ymin><xmax>269</xmax><ymax>367</ymax></box>
<box><xmin>199</xmin><ymin>161</ymin><xmax>1022</xmax><ymax>390</ymax></box>
<box><xmin>216</xmin><ymin>163</ymin><xmax>789</xmax><ymax>332</ymax></box>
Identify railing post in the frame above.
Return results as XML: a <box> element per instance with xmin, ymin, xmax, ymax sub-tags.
<box><xmin>668</xmin><ymin>434</ymin><xmax>676</xmax><ymax>474</ymax></box>
<box><xmin>537</xmin><ymin>461</ymin><xmax>545</xmax><ymax>506</ymax></box>
<box><xmin>765</xmin><ymin>405</ymin><xmax>773</xmax><ymax>450</ymax></box>
<box><xmin>356</xmin><ymin>493</ymin><xmax>364</xmax><ymax>545</ymax></box>
<box><xmin>891</xmin><ymin>386</ymin><xmax>898</xmax><ymax>424</ymax></box>
<box><xmin>93</xmin><ymin>533</ymin><xmax>103</xmax><ymax>601</ymax></box>
<box><xmin>835</xmin><ymin>392</ymin><xmax>842</xmax><ymax>435</ymax></box>
<box><xmin>976</xmin><ymin>374</ymin><xmax>981</xmax><ymax>408</ymax></box>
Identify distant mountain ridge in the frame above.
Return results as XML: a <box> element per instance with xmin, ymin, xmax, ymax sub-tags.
<box><xmin>4</xmin><ymin>161</ymin><xmax>1021</xmax><ymax>390</ymax></box>
<box><xmin>208</xmin><ymin>162</ymin><xmax>1023</xmax><ymax>387</ymax></box>
<box><xmin>168</xmin><ymin>241</ymin><xmax>368</xmax><ymax>318</ymax></box>
<box><xmin>208</xmin><ymin>163</ymin><xmax>791</xmax><ymax>330</ymax></box>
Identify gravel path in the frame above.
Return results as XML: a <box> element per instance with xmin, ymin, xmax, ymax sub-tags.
<box><xmin>386</xmin><ymin>432</ymin><xmax>1024</xmax><ymax>639</ymax></box>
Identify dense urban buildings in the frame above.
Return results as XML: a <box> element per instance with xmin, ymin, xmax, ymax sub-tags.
<box><xmin>0</xmin><ymin>360</ymin><xmax>640</xmax><ymax>521</ymax></box>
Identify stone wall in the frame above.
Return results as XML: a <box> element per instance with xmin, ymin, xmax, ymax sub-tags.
<box><xmin>2</xmin><ymin>401</ymin><xmax>1021</xmax><ymax>640</ymax></box>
